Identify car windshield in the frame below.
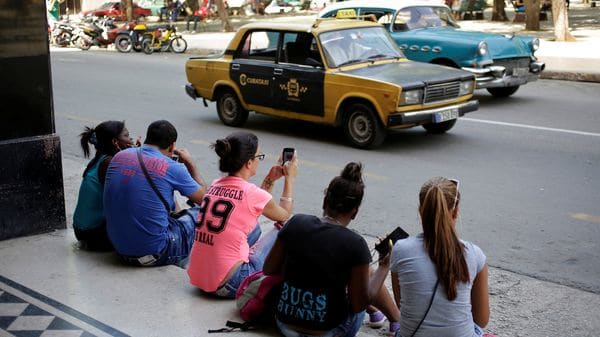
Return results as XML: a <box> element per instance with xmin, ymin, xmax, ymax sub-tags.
<box><xmin>394</xmin><ymin>6</ymin><xmax>459</xmax><ymax>31</ymax></box>
<box><xmin>319</xmin><ymin>26</ymin><xmax>404</xmax><ymax>68</ymax></box>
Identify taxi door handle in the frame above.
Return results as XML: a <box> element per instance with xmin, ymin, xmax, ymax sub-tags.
<box><xmin>273</xmin><ymin>68</ymin><xmax>283</xmax><ymax>75</ymax></box>
<box><xmin>231</xmin><ymin>64</ymin><xmax>240</xmax><ymax>70</ymax></box>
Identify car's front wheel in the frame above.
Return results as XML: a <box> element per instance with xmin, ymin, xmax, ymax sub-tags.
<box><xmin>422</xmin><ymin>119</ymin><xmax>457</xmax><ymax>134</ymax></box>
<box><xmin>487</xmin><ymin>85</ymin><xmax>520</xmax><ymax>97</ymax></box>
<box><xmin>216</xmin><ymin>89</ymin><xmax>249</xmax><ymax>127</ymax></box>
<box><xmin>343</xmin><ymin>103</ymin><xmax>385</xmax><ymax>149</ymax></box>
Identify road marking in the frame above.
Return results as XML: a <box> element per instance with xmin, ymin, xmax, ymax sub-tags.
<box><xmin>189</xmin><ymin>139</ymin><xmax>389</xmax><ymax>182</ymax></box>
<box><xmin>462</xmin><ymin>118</ymin><xmax>600</xmax><ymax>137</ymax></box>
<box><xmin>572</xmin><ymin>213</ymin><xmax>600</xmax><ymax>224</ymax></box>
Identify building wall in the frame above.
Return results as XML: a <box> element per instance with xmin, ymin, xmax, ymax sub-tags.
<box><xmin>0</xmin><ymin>0</ymin><xmax>66</xmax><ymax>240</ymax></box>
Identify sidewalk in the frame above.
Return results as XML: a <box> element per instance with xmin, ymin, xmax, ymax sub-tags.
<box><xmin>178</xmin><ymin>1</ymin><xmax>600</xmax><ymax>83</ymax></box>
<box><xmin>1</xmin><ymin>153</ymin><xmax>599</xmax><ymax>337</ymax></box>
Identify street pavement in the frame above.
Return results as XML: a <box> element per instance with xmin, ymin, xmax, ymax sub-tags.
<box><xmin>1</xmin><ymin>152</ymin><xmax>599</xmax><ymax>336</ymax></box>
<box><xmin>178</xmin><ymin>0</ymin><xmax>600</xmax><ymax>83</ymax></box>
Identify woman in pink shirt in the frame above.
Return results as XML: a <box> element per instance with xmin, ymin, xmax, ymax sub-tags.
<box><xmin>187</xmin><ymin>131</ymin><xmax>297</xmax><ymax>298</ymax></box>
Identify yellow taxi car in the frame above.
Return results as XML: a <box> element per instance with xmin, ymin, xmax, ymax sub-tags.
<box><xmin>185</xmin><ymin>17</ymin><xmax>478</xmax><ymax>148</ymax></box>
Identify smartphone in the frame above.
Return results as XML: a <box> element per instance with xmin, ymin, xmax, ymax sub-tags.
<box><xmin>282</xmin><ymin>147</ymin><xmax>294</xmax><ymax>165</ymax></box>
<box><xmin>171</xmin><ymin>154</ymin><xmax>179</xmax><ymax>162</ymax></box>
<box><xmin>374</xmin><ymin>226</ymin><xmax>409</xmax><ymax>257</ymax></box>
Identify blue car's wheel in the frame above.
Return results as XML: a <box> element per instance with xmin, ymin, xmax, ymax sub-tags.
<box><xmin>487</xmin><ymin>85</ymin><xmax>520</xmax><ymax>97</ymax></box>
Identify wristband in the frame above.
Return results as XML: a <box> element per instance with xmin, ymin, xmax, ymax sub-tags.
<box><xmin>280</xmin><ymin>197</ymin><xmax>293</xmax><ymax>202</ymax></box>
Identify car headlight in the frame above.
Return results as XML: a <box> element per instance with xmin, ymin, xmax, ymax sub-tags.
<box><xmin>532</xmin><ymin>38</ymin><xmax>540</xmax><ymax>52</ymax></box>
<box><xmin>400</xmin><ymin>89</ymin><xmax>423</xmax><ymax>106</ymax></box>
<box><xmin>459</xmin><ymin>80</ymin><xmax>475</xmax><ymax>96</ymax></box>
<box><xmin>477</xmin><ymin>41</ymin><xmax>488</xmax><ymax>56</ymax></box>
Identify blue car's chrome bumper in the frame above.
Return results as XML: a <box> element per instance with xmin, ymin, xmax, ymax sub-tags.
<box><xmin>462</xmin><ymin>61</ymin><xmax>545</xmax><ymax>89</ymax></box>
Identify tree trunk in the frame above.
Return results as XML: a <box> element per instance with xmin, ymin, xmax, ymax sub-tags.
<box><xmin>552</xmin><ymin>0</ymin><xmax>576</xmax><ymax>41</ymax></box>
<box><xmin>126</xmin><ymin>0</ymin><xmax>133</xmax><ymax>21</ymax></box>
<box><xmin>525</xmin><ymin>0</ymin><xmax>540</xmax><ymax>30</ymax></box>
<box><xmin>215</xmin><ymin>0</ymin><xmax>233</xmax><ymax>32</ymax></box>
<box><xmin>491</xmin><ymin>0</ymin><xmax>508</xmax><ymax>21</ymax></box>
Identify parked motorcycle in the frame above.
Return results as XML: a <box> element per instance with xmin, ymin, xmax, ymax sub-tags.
<box><xmin>141</xmin><ymin>24</ymin><xmax>187</xmax><ymax>54</ymax></box>
<box><xmin>114</xmin><ymin>22</ymin><xmax>150</xmax><ymax>53</ymax></box>
<box><xmin>50</xmin><ymin>20</ymin><xmax>76</xmax><ymax>47</ymax></box>
<box><xmin>75</xmin><ymin>16</ymin><xmax>119</xmax><ymax>50</ymax></box>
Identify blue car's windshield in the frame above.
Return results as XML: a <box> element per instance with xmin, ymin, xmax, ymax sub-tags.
<box><xmin>319</xmin><ymin>26</ymin><xmax>404</xmax><ymax>68</ymax></box>
<box><xmin>394</xmin><ymin>6</ymin><xmax>459</xmax><ymax>31</ymax></box>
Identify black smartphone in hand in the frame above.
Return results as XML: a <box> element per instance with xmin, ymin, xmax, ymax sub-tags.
<box><xmin>282</xmin><ymin>147</ymin><xmax>294</xmax><ymax>165</ymax></box>
<box><xmin>374</xmin><ymin>226</ymin><xmax>409</xmax><ymax>257</ymax></box>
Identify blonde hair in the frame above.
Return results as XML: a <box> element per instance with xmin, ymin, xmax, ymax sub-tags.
<box><xmin>419</xmin><ymin>177</ymin><xmax>468</xmax><ymax>300</ymax></box>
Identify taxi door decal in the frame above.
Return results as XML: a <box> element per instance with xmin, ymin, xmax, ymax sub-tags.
<box><xmin>273</xmin><ymin>65</ymin><xmax>325</xmax><ymax>116</ymax></box>
<box><xmin>230</xmin><ymin>61</ymin><xmax>275</xmax><ymax>108</ymax></box>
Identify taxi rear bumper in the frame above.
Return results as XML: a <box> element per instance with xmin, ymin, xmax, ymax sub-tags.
<box><xmin>185</xmin><ymin>83</ymin><xmax>198</xmax><ymax>100</ymax></box>
<box><xmin>387</xmin><ymin>100</ymin><xmax>479</xmax><ymax>127</ymax></box>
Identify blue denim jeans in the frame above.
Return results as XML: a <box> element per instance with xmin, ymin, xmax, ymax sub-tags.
<box><xmin>276</xmin><ymin>311</ymin><xmax>366</xmax><ymax>337</ymax></box>
<box><xmin>120</xmin><ymin>207</ymin><xmax>199</xmax><ymax>268</ymax></box>
<box><xmin>213</xmin><ymin>225</ymin><xmax>278</xmax><ymax>298</ymax></box>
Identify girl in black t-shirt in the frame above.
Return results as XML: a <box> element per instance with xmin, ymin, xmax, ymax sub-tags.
<box><xmin>264</xmin><ymin>162</ymin><xmax>400</xmax><ymax>337</ymax></box>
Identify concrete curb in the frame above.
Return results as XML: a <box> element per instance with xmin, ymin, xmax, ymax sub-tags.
<box><xmin>540</xmin><ymin>71</ymin><xmax>600</xmax><ymax>83</ymax></box>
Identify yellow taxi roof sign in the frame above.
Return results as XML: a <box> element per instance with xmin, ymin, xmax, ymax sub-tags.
<box><xmin>336</xmin><ymin>9</ymin><xmax>358</xmax><ymax>19</ymax></box>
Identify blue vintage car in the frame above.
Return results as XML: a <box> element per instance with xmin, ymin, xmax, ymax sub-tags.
<box><xmin>319</xmin><ymin>0</ymin><xmax>545</xmax><ymax>97</ymax></box>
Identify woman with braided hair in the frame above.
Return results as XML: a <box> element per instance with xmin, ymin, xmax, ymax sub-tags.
<box><xmin>73</xmin><ymin>121</ymin><xmax>137</xmax><ymax>251</ymax></box>
<box><xmin>390</xmin><ymin>177</ymin><xmax>490</xmax><ymax>337</ymax></box>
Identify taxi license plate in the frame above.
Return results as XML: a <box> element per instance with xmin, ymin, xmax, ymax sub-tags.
<box><xmin>513</xmin><ymin>67</ymin><xmax>529</xmax><ymax>77</ymax></box>
<box><xmin>434</xmin><ymin>108</ymin><xmax>458</xmax><ymax>123</ymax></box>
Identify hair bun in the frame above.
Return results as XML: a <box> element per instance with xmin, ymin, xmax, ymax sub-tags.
<box><xmin>214</xmin><ymin>138</ymin><xmax>231</xmax><ymax>158</ymax></box>
<box><xmin>340</xmin><ymin>162</ymin><xmax>363</xmax><ymax>183</ymax></box>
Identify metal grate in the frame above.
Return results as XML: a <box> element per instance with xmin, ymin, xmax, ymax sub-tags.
<box><xmin>492</xmin><ymin>57</ymin><xmax>531</xmax><ymax>75</ymax></box>
<box><xmin>424</xmin><ymin>81</ymin><xmax>460</xmax><ymax>103</ymax></box>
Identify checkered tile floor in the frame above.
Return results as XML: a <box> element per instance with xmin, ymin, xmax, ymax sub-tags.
<box><xmin>0</xmin><ymin>289</ymin><xmax>96</xmax><ymax>337</ymax></box>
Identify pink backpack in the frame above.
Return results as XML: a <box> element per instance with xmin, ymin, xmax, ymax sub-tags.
<box><xmin>235</xmin><ymin>271</ymin><xmax>284</xmax><ymax>322</ymax></box>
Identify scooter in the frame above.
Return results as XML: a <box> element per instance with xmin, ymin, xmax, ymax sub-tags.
<box><xmin>51</xmin><ymin>20</ymin><xmax>76</xmax><ymax>47</ymax></box>
<box><xmin>75</xmin><ymin>16</ymin><xmax>117</xmax><ymax>50</ymax></box>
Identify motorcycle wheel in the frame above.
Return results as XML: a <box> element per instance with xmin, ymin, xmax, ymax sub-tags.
<box><xmin>77</xmin><ymin>37</ymin><xmax>91</xmax><ymax>51</ymax></box>
<box><xmin>169</xmin><ymin>37</ymin><xmax>187</xmax><ymax>53</ymax></box>
<box><xmin>160</xmin><ymin>42</ymin><xmax>170</xmax><ymax>52</ymax></box>
<box><xmin>115</xmin><ymin>35</ymin><xmax>132</xmax><ymax>53</ymax></box>
<box><xmin>142</xmin><ymin>37</ymin><xmax>153</xmax><ymax>54</ymax></box>
<box><xmin>56</xmin><ymin>32</ymin><xmax>71</xmax><ymax>47</ymax></box>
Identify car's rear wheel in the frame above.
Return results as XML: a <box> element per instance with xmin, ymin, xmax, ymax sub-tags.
<box><xmin>487</xmin><ymin>85</ymin><xmax>520</xmax><ymax>97</ymax></box>
<box><xmin>115</xmin><ymin>35</ymin><xmax>132</xmax><ymax>53</ymax></box>
<box><xmin>343</xmin><ymin>103</ymin><xmax>385</xmax><ymax>149</ymax></box>
<box><xmin>169</xmin><ymin>37</ymin><xmax>187</xmax><ymax>53</ymax></box>
<box><xmin>216</xmin><ymin>89</ymin><xmax>249</xmax><ymax>127</ymax></box>
<box><xmin>422</xmin><ymin>119</ymin><xmax>457</xmax><ymax>134</ymax></box>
